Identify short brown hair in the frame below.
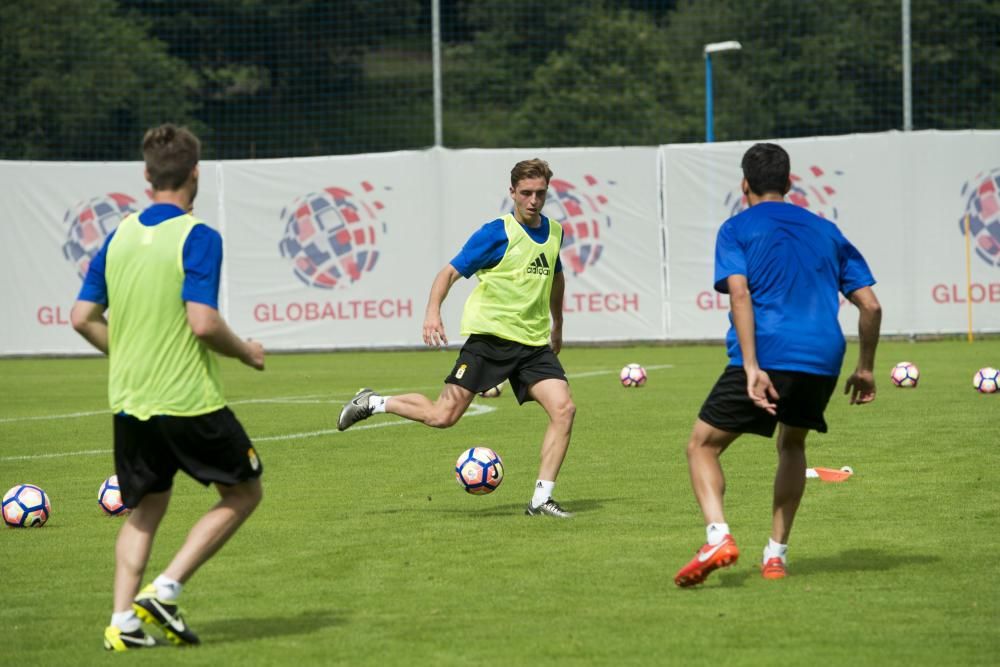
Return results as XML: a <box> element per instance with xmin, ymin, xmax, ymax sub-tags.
<box><xmin>510</xmin><ymin>158</ymin><xmax>553</xmax><ymax>188</ymax></box>
<box><xmin>142</xmin><ymin>124</ymin><xmax>200</xmax><ymax>191</ymax></box>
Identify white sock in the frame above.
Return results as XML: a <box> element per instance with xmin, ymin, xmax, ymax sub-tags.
<box><xmin>153</xmin><ymin>574</ymin><xmax>182</xmax><ymax>602</ymax></box>
<box><xmin>531</xmin><ymin>480</ymin><xmax>555</xmax><ymax>508</ymax></box>
<box><xmin>369</xmin><ymin>394</ymin><xmax>389</xmax><ymax>414</ymax></box>
<box><xmin>763</xmin><ymin>538</ymin><xmax>788</xmax><ymax>564</ymax></box>
<box><xmin>706</xmin><ymin>522</ymin><xmax>730</xmax><ymax>546</ymax></box>
<box><xmin>111</xmin><ymin>610</ymin><xmax>141</xmax><ymax>632</ymax></box>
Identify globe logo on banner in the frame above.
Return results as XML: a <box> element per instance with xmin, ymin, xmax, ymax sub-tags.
<box><xmin>62</xmin><ymin>193</ymin><xmax>139</xmax><ymax>278</ymax></box>
<box><xmin>279</xmin><ymin>183</ymin><xmax>388</xmax><ymax>289</ymax></box>
<box><xmin>724</xmin><ymin>166</ymin><xmax>843</xmax><ymax>220</ymax></box>
<box><xmin>502</xmin><ymin>175</ymin><xmax>613</xmax><ymax>276</ymax></box>
<box><xmin>958</xmin><ymin>167</ymin><xmax>1000</xmax><ymax>268</ymax></box>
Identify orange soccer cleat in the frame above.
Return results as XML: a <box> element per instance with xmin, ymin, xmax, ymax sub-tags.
<box><xmin>761</xmin><ymin>557</ymin><xmax>787</xmax><ymax>580</ymax></box>
<box><xmin>674</xmin><ymin>534</ymin><xmax>740</xmax><ymax>587</ymax></box>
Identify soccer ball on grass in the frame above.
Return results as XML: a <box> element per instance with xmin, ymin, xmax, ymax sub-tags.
<box><xmin>455</xmin><ymin>447</ymin><xmax>504</xmax><ymax>495</ymax></box>
<box><xmin>98</xmin><ymin>474</ymin><xmax>130</xmax><ymax>516</ymax></box>
<box><xmin>620</xmin><ymin>363</ymin><xmax>647</xmax><ymax>388</ymax></box>
<box><xmin>2</xmin><ymin>484</ymin><xmax>51</xmax><ymax>528</ymax></box>
<box><xmin>890</xmin><ymin>362</ymin><xmax>919</xmax><ymax>388</ymax></box>
<box><xmin>973</xmin><ymin>367</ymin><xmax>999</xmax><ymax>394</ymax></box>
<box><xmin>478</xmin><ymin>382</ymin><xmax>504</xmax><ymax>398</ymax></box>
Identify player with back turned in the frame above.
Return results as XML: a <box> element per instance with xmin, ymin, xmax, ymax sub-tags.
<box><xmin>674</xmin><ymin>142</ymin><xmax>882</xmax><ymax>586</ymax></box>
<box><xmin>72</xmin><ymin>124</ymin><xmax>266</xmax><ymax>649</ymax></box>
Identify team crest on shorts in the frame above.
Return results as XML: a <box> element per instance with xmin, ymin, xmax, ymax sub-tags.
<box><xmin>456</xmin><ymin>363</ymin><xmax>467</xmax><ymax>379</ymax></box>
<box><xmin>247</xmin><ymin>447</ymin><xmax>260</xmax><ymax>471</ymax></box>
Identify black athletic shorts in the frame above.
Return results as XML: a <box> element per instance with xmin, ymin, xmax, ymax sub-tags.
<box><xmin>445</xmin><ymin>334</ymin><xmax>567</xmax><ymax>404</ymax></box>
<box><xmin>113</xmin><ymin>407</ymin><xmax>262</xmax><ymax>507</ymax></box>
<box><xmin>698</xmin><ymin>365</ymin><xmax>838</xmax><ymax>437</ymax></box>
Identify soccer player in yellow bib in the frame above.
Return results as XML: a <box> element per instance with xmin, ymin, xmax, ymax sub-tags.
<box><xmin>72</xmin><ymin>124</ymin><xmax>265</xmax><ymax>650</ymax></box>
<box><xmin>338</xmin><ymin>158</ymin><xmax>576</xmax><ymax>518</ymax></box>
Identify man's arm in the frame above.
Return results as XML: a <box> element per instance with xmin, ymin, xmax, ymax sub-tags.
<box><xmin>727</xmin><ymin>274</ymin><xmax>778</xmax><ymax>414</ymax></box>
<box><xmin>71</xmin><ymin>300</ymin><xmax>109</xmax><ymax>354</ymax></box>
<box><xmin>549</xmin><ymin>271</ymin><xmax>565</xmax><ymax>354</ymax></box>
<box><xmin>843</xmin><ymin>286</ymin><xmax>882</xmax><ymax>404</ymax></box>
<box><xmin>422</xmin><ymin>264</ymin><xmax>462</xmax><ymax>347</ymax></box>
<box><xmin>186</xmin><ymin>302</ymin><xmax>264</xmax><ymax>370</ymax></box>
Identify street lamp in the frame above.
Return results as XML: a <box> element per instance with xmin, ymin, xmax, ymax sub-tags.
<box><xmin>704</xmin><ymin>41</ymin><xmax>742</xmax><ymax>142</ymax></box>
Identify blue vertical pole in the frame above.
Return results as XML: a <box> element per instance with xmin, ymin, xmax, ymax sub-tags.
<box><xmin>705</xmin><ymin>54</ymin><xmax>714</xmax><ymax>142</ymax></box>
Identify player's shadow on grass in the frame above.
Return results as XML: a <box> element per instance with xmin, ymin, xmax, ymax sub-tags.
<box><xmin>714</xmin><ymin>548</ymin><xmax>940</xmax><ymax>587</ymax></box>
<box><xmin>197</xmin><ymin>609</ymin><xmax>347</xmax><ymax>644</ymax></box>
<box><xmin>791</xmin><ymin>548</ymin><xmax>940</xmax><ymax>575</ymax></box>
<box><xmin>372</xmin><ymin>497</ymin><xmax>608</xmax><ymax>516</ymax></box>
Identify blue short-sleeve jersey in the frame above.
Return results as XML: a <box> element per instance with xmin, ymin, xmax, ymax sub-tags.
<box><xmin>450</xmin><ymin>216</ymin><xmax>564</xmax><ymax>277</ymax></box>
<box><xmin>714</xmin><ymin>201</ymin><xmax>875</xmax><ymax>376</ymax></box>
<box><xmin>76</xmin><ymin>203</ymin><xmax>223</xmax><ymax>309</ymax></box>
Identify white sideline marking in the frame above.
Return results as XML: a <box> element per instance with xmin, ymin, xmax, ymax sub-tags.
<box><xmin>0</xmin><ymin>449</ymin><xmax>110</xmax><ymax>462</ymax></box>
<box><xmin>0</xmin><ymin>404</ymin><xmax>498</xmax><ymax>462</ymax></box>
<box><xmin>569</xmin><ymin>363</ymin><xmax>673</xmax><ymax>379</ymax></box>
<box><xmin>0</xmin><ymin>365</ymin><xmax>674</xmax><ymax>425</ymax></box>
<box><xmin>0</xmin><ymin>363</ymin><xmax>673</xmax><ymax>462</ymax></box>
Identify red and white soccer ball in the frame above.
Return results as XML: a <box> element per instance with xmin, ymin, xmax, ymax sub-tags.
<box><xmin>2</xmin><ymin>484</ymin><xmax>51</xmax><ymax>528</ymax></box>
<box><xmin>478</xmin><ymin>382</ymin><xmax>504</xmax><ymax>398</ymax></box>
<box><xmin>973</xmin><ymin>367</ymin><xmax>999</xmax><ymax>394</ymax></box>
<box><xmin>890</xmin><ymin>362</ymin><xmax>919</xmax><ymax>388</ymax></box>
<box><xmin>620</xmin><ymin>363</ymin><xmax>647</xmax><ymax>388</ymax></box>
<box><xmin>455</xmin><ymin>447</ymin><xmax>504</xmax><ymax>495</ymax></box>
<box><xmin>98</xmin><ymin>474</ymin><xmax>130</xmax><ymax>516</ymax></box>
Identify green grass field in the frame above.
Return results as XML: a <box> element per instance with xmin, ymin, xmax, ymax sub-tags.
<box><xmin>1</xmin><ymin>341</ymin><xmax>997</xmax><ymax>666</ymax></box>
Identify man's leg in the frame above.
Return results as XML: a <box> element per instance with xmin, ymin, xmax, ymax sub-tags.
<box><xmin>339</xmin><ymin>384</ymin><xmax>475</xmax><ymax>431</ymax></box>
<box><xmin>524</xmin><ymin>378</ymin><xmax>576</xmax><ymax>517</ymax></box>
<box><xmin>162</xmin><ymin>478</ymin><xmax>262</xmax><ymax>583</ymax></box>
<box><xmin>772</xmin><ymin>424</ymin><xmax>808</xmax><ymax>543</ymax></box>
<box><xmin>113</xmin><ymin>490</ymin><xmax>171</xmax><ymax>613</ymax></box>
<box><xmin>104</xmin><ymin>490</ymin><xmax>171</xmax><ymax>651</ymax></box>
<box><xmin>387</xmin><ymin>383</ymin><xmax>476</xmax><ymax>428</ymax></box>
<box><xmin>675</xmin><ymin>419</ymin><xmax>742</xmax><ymax>587</ymax></box>
<box><xmin>686</xmin><ymin>419</ymin><xmax>740</xmax><ymax>526</ymax></box>
<box><xmin>762</xmin><ymin>424</ymin><xmax>809</xmax><ymax>579</ymax></box>
<box><xmin>133</xmin><ymin>478</ymin><xmax>261</xmax><ymax>645</ymax></box>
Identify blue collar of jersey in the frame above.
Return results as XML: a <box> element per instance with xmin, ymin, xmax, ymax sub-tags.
<box><xmin>138</xmin><ymin>203</ymin><xmax>187</xmax><ymax>227</ymax></box>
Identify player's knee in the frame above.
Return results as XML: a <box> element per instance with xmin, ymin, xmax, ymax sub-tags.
<box><xmin>228</xmin><ymin>479</ymin><xmax>263</xmax><ymax>515</ymax></box>
<box><xmin>558</xmin><ymin>400</ymin><xmax>577</xmax><ymax>426</ymax></box>
<box><xmin>247</xmin><ymin>482</ymin><xmax>263</xmax><ymax>510</ymax></box>
<box><xmin>426</xmin><ymin>410</ymin><xmax>461</xmax><ymax>429</ymax></box>
<box><xmin>685</xmin><ymin>437</ymin><xmax>709</xmax><ymax>459</ymax></box>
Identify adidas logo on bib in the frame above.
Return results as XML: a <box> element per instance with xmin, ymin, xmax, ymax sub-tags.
<box><xmin>525</xmin><ymin>253</ymin><xmax>550</xmax><ymax>276</ymax></box>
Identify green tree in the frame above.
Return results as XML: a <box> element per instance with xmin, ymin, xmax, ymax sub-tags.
<box><xmin>910</xmin><ymin>0</ymin><xmax>1000</xmax><ymax>129</ymax></box>
<box><xmin>124</xmin><ymin>0</ymin><xmax>425</xmax><ymax>157</ymax></box>
<box><xmin>444</xmin><ymin>0</ymin><xmax>603</xmax><ymax>147</ymax></box>
<box><xmin>0</xmin><ymin>0</ymin><xmax>198</xmax><ymax>160</ymax></box>
<box><xmin>511</xmin><ymin>9</ymin><xmax>674</xmax><ymax>146</ymax></box>
<box><xmin>658</xmin><ymin>0</ymin><xmax>895</xmax><ymax>143</ymax></box>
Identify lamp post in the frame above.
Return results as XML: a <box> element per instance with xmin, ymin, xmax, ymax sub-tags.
<box><xmin>704</xmin><ymin>41</ymin><xmax>742</xmax><ymax>142</ymax></box>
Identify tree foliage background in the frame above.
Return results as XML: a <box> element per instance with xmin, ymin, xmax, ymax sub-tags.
<box><xmin>0</xmin><ymin>0</ymin><xmax>996</xmax><ymax>160</ymax></box>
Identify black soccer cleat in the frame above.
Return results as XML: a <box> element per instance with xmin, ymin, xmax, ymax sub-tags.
<box><xmin>524</xmin><ymin>498</ymin><xmax>575</xmax><ymax>519</ymax></box>
<box><xmin>133</xmin><ymin>584</ymin><xmax>200</xmax><ymax>646</ymax></box>
<box><xmin>337</xmin><ymin>388</ymin><xmax>376</xmax><ymax>431</ymax></box>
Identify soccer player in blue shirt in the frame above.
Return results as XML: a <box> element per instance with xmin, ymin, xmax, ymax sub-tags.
<box><xmin>674</xmin><ymin>143</ymin><xmax>882</xmax><ymax>586</ymax></box>
<box><xmin>337</xmin><ymin>159</ymin><xmax>576</xmax><ymax>518</ymax></box>
<box><xmin>72</xmin><ymin>124</ymin><xmax>265</xmax><ymax>649</ymax></box>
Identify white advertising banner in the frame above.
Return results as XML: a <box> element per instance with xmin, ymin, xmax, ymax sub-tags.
<box><xmin>0</xmin><ymin>161</ymin><xmax>221</xmax><ymax>355</ymax></box>
<box><xmin>660</xmin><ymin>130</ymin><xmax>1000</xmax><ymax>340</ymax></box>
<box><xmin>435</xmin><ymin>147</ymin><xmax>664</xmax><ymax>344</ymax></box>
<box><xmin>221</xmin><ymin>147</ymin><xmax>663</xmax><ymax>349</ymax></box>
<box><xmin>2</xmin><ymin>131</ymin><xmax>997</xmax><ymax>355</ymax></box>
<box><xmin>221</xmin><ymin>151</ymin><xmax>438</xmax><ymax>350</ymax></box>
